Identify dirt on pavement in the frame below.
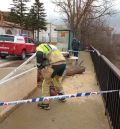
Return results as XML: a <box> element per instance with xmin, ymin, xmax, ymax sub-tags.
<box><xmin>0</xmin><ymin>51</ymin><xmax>110</xmax><ymax>129</ymax></box>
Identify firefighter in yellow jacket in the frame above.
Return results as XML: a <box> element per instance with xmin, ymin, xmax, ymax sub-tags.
<box><xmin>36</xmin><ymin>43</ymin><xmax>66</xmax><ymax>110</ymax></box>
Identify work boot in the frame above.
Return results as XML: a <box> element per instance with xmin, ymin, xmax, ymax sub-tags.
<box><xmin>37</xmin><ymin>103</ymin><xmax>50</xmax><ymax>110</ymax></box>
<box><xmin>58</xmin><ymin>92</ymin><xmax>66</xmax><ymax>102</ymax></box>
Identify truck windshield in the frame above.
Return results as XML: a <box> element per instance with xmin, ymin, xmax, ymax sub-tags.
<box><xmin>0</xmin><ymin>35</ymin><xmax>14</xmax><ymax>42</ymax></box>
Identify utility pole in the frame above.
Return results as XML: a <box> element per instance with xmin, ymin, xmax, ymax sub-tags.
<box><xmin>49</xmin><ymin>23</ymin><xmax>52</xmax><ymax>43</ymax></box>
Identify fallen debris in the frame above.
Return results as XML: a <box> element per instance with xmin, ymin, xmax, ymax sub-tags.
<box><xmin>66</xmin><ymin>65</ymin><xmax>85</xmax><ymax>76</ymax></box>
<box><xmin>37</xmin><ymin>58</ymin><xmax>85</xmax><ymax>87</ymax></box>
<box><xmin>61</xmin><ymin>61</ymin><xmax>85</xmax><ymax>81</ymax></box>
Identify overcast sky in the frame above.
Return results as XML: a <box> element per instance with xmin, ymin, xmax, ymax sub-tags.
<box><xmin>0</xmin><ymin>0</ymin><xmax>120</xmax><ymax>33</ymax></box>
<box><xmin>0</xmin><ymin>0</ymin><xmax>62</xmax><ymax>23</ymax></box>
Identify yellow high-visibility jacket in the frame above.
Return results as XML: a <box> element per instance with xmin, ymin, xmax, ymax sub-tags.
<box><xmin>36</xmin><ymin>43</ymin><xmax>65</xmax><ymax>65</ymax></box>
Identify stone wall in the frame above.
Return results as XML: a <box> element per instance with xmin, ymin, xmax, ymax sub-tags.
<box><xmin>0</xmin><ymin>69</ymin><xmax>37</xmax><ymax>121</ymax></box>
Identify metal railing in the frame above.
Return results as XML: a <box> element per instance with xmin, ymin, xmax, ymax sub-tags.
<box><xmin>90</xmin><ymin>46</ymin><xmax>120</xmax><ymax>129</ymax></box>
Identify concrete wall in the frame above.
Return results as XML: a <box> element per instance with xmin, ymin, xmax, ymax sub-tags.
<box><xmin>0</xmin><ymin>27</ymin><xmax>5</xmax><ymax>34</ymax></box>
<box><xmin>0</xmin><ymin>26</ymin><xmax>33</xmax><ymax>37</ymax></box>
<box><xmin>0</xmin><ymin>69</ymin><xmax>37</xmax><ymax>121</ymax></box>
<box><xmin>57</xmin><ymin>31</ymin><xmax>73</xmax><ymax>51</ymax></box>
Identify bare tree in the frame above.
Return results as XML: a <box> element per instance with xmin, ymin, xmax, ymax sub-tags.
<box><xmin>53</xmin><ymin>0</ymin><xmax>115</xmax><ymax>37</ymax></box>
<box><xmin>80</xmin><ymin>16</ymin><xmax>115</xmax><ymax>60</ymax></box>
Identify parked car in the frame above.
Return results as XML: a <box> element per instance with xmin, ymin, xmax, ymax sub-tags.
<box><xmin>0</xmin><ymin>34</ymin><xmax>36</xmax><ymax>60</ymax></box>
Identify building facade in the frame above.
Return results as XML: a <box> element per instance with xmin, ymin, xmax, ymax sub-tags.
<box><xmin>0</xmin><ymin>11</ymin><xmax>72</xmax><ymax>50</ymax></box>
<box><xmin>35</xmin><ymin>23</ymin><xmax>58</xmax><ymax>43</ymax></box>
<box><xmin>36</xmin><ymin>24</ymin><xmax>73</xmax><ymax>51</ymax></box>
<box><xmin>0</xmin><ymin>11</ymin><xmax>33</xmax><ymax>37</ymax></box>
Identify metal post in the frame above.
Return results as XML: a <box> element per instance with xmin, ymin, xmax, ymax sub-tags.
<box><xmin>49</xmin><ymin>23</ymin><xmax>52</xmax><ymax>43</ymax></box>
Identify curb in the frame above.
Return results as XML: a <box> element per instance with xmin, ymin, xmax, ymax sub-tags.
<box><xmin>0</xmin><ymin>87</ymin><xmax>37</xmax><ymax>123</ymax></box>
<box><xmin>0</xmin><ymin>61</ymin><xmax>18</xmax><ymax>68</ymax></box>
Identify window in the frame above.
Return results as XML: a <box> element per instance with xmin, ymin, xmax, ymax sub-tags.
<box><xmin>28</xmin><ymin>38</ymin><xmax>34</xmax><ymax>44</ymax></box>
<box><xmin>0</xmin><ymin>35</ymin><xmax>14</xmax><ymax>42</ymax></box>
<box><xmin>25</xmin><ymin>38</ymin><xmax>28</xmax><ymax>43</ymax></box>
<box><xmin>6</xmin><ymin>30</ymin><xmax>12</xmax><ymax>34</ymax></box>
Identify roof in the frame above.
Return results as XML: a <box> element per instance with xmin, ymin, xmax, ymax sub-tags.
<box><xmin>54</xmin><ymin>28</ymin><xmax>72</xmax><ymax>31</ymax></box>
<box><xmin>0</xmin><ymin>21</ymin><xmax>21</xmax><ymax>28</ymax></box>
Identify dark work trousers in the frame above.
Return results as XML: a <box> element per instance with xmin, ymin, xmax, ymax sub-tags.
<box><xmin>73</xmin><ymin>49</ymin><xmax>79</xmax><ymax>57</ymax></box>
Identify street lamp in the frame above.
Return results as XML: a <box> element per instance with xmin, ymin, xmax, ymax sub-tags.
<box><xmin>49</xmin><ymin>23</ymin><xmax>52</xmax><ymax>43</ymax></box>
<box><xmin>48</xmin><ymin>19</ymin><xmax>58</xmax><ymax>43</ymax></box>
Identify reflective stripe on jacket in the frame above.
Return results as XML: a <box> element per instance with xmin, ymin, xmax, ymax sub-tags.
<box><xmin>36</xmin><ymin>44</ymin><xmax>65</xmax><ymax>64</ymax></box>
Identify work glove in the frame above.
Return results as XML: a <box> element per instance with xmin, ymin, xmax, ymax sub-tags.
<box><xmin>37</xmin><ymin>63</ymin><xmax>44</xmax><ymax>69</ymax></box>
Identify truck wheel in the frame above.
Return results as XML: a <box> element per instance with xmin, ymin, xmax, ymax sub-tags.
<box><xmin>1</xmin><ymin>55</ymin><xmax>6</xmax><ymax>59</ymax></box>
<box><xmin>21</xmin><ymin>50</ymin><xmax>26</xmax><ymax>60</ymax></box>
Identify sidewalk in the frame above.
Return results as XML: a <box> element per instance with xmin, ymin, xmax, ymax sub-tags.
<box><xmin>0</xmin><ymin>51</ymin><xmax>109</xmax><ymax>129</ymax></box>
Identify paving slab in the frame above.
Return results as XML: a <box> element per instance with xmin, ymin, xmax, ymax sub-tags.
<box><xmin>0</xmin><ymin>51</ymin><xmax>110</xmax><ymax>129</ymax></box>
